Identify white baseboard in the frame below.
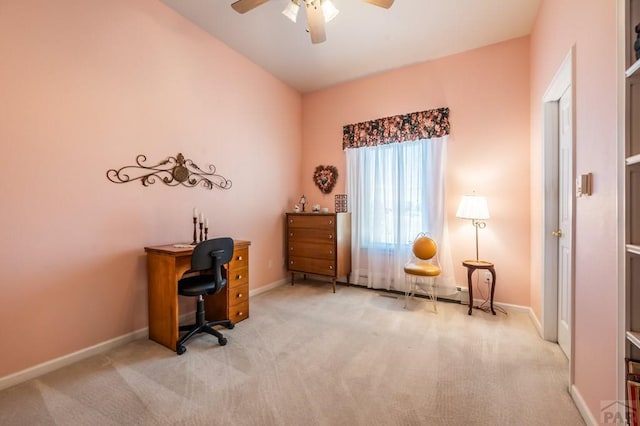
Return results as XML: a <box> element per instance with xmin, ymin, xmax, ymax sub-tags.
<box><xmin>488</xmin><ymin>302</ymin><xmax>542</xmax><ymax>338</ymax></box>
<box><xmin>570</xmin><ymin>384</ymin><xmax>598</xmax><ymax>426</ymax></box>
<box><xmin>0</xmin><ymin>279</ymin><xmax>287</xmax><ymax>392</ymax></box>
<box><xmin>249</xmin><ymin>278</ymin><xmax>287</xmax><ymax>297</ymax></box>
<box><xmin>489</xmin><ymin>300</ymin><xmax>531</xmax><ymax>313</ymax></box>
<box><xmin>469</xmin><ymin>299</ymin><xmax>535</xmax><ymax>314</ymax></box>
<box><xmin>0</xmin><ymin>326</ymin><xmax>147</xmax><ymax>392</ymax></box>
<box><xmin>527</xmin><ymin>307</ymin><xmax>543</xmax><ymax>336</ymax></box>
<box><xmin>471</xmin><ymin>300</ymin><xmax>543</xmax><ymax>336</ymax></box>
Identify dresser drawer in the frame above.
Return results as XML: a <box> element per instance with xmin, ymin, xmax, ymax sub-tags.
<box><xmin>288</xmin><ymin>256</ymin><xmax>337</xmax><ymax>277</ymax></box>
<box><xmin>229</xmin><ymin>301</ymin><xmax>249</xmax><ymax>323</ymax></box>
<box><xmin>229</xmin><ymin>283</ymin><xmax>249</xmax><ymax>307</ymax></box>
<box><xmin>288</xmin><ymin>241</ymin><xmax>335</xmax><ymax>259</ymax></box>
<box><xmin>287</xmin><ymin>214</ymin><xmax>336</xmax><ymax>229</ymax></box>
<box><xmin>288</xmin><ymin>228</ymin><xmax>336</xmax><ymax>243</ymax></box>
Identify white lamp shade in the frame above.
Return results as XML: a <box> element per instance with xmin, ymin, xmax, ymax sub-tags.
<box><xmin>456</xmin><ymin>195</ymin><xmax>490</xmax><ymax>220</ymax></box>
<box><xmin>282</xmin><ymin>1</ymin><xmax>300</xmax><ymax>22</ymax></box>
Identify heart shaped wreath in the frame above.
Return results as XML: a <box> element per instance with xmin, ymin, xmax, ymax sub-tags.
<box><xmin>313</xmin><ymin>165</ymin><xmax>338</xmax><ymax>194</ymax></box>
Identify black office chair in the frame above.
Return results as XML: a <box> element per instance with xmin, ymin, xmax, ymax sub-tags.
<box><xmin>176</xmin><ymin>237</ymin><xmax>235</xmax><ymax>355</ymax></box>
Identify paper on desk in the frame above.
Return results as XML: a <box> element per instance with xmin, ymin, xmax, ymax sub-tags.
<box><xmin>173</xmin><ymin>244</ymin><xmax>196</xmax><ymax>248</ymax></box>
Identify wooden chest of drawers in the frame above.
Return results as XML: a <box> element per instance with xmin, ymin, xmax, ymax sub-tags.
<box><xmin>205</xmin><ymin>240</ymin><xmax>250</xmax><ymax>323</ymax></box>
<box><xmin>285</xmin><ymin>212</ymin><xmax>351</xmax><ymax>292</ymax></box>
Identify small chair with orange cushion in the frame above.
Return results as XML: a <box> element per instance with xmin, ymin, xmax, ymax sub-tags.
<box><xmin>404</xmin><ymin>233</ymin><xmax>441</xmax><ymax>313</ymax></box>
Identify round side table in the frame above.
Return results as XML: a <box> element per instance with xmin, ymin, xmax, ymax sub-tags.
<box><xmin>462</xmin><ymin>260</ymin><xmax>496</xmax><ymax>315</ymax></box>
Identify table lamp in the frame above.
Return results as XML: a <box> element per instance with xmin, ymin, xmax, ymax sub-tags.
<box><xmin>456</xmin><ymin>193</ymin><xmax>490</xmax><ymax>262</ymax></box>
<box><xmin>299</xmin><ymin>194</ymin><xmax>307</xmax><ymax>212</ymax></box>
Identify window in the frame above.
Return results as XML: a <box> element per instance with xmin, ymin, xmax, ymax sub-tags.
<box><xmin>346</xmin><ymin>136</ymin><xmax>450</xmax><ymax>291</ymax></box>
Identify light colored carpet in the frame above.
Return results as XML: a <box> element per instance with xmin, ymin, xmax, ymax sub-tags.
<box><xmin>0</xmin><ymin>281</ymin><xmax>584</xmax><ymax>425</ymax></box>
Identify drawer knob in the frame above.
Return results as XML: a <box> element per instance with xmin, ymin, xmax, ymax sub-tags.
<box><xmin>289</xmin><ymin>219</ymin><xmax>293</xmax><ymax>223</ymax></box>
<box><xmin>236</xmin><ymin>274</ymin><xmax>242</xmax><ymax>280</ymax></box>
<box><xmin>329</xmin><ymin>250</ymin><xmax>333</xmax><ymax>254</ymax></box>
<box><xmin>290</xmin><ymin>260</ymin><xmax>294</xmax><ymax>264</ymax></box>
<box><xmin>237</xmin><ymin>256</ymin><xmax>243</xmax><ymax>261</ymax></box>
<box><xmin>328</xmin><ymin>235</ymin><xmax>333</xmax><ymax>239</ymax></box>
<box><xmin>329</xmin><ymin>266</ymin><xmax>334</xmax><ymax>270</ymax></box>
<box><xmin>237</xmin><ymin>293</ymin><xmax>243</xmax><ymax>298</ymax></box>
<box><xmin>290</xmin><ymin>247</ymin><xmax>294</xmax><ymax>251</ymax></box>
<box><xmin>329</xmin><ymin>220</ymin><xmax>333</xmax><ymax>225</ymax></box>
<box><xmin>290</xmin><ymin>232</ymin><xmax>294</xmax><ymax>237</ymax></box>
<box><xmin>238</xmin><ymin>312</ymin><xmax>244</xmax><ymax>316</ymax></box>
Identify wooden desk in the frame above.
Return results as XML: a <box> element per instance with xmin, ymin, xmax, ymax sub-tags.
<box><xmin>462</xmin><ymin>260</ymin><xmax>496</xmax><ymax>315</ymax></box>
<box><xmin>144</xmin><ymin>240</ymin><xmax>251</xmax><ymax>352</ymax></box>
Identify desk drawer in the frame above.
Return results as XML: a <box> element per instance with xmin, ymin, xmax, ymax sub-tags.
<box><xmin>231</xmin><ymin>248</ymin><xmax>248</xmax><ymax>270</ymax></box>
<box><xmin>229</xmin><ymin>301</ymin><xmax>249</xmax><ymax>323</ymax></box>
<box><xmin>288</xmin><ymin>256</ymin><xmax>336</xmax><ymax>277</ymax></box>
<box><xmin>228</xmin><ymin>266</ymin><xmax>248</xmax><ymax>287</ymax></box>
<box><xmin>229</xmin><ymin>283</ymin><xmax>249</xmax><ymax>307</ymax></box>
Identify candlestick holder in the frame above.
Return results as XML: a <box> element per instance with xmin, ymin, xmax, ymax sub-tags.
<box><xmin>191</xmin><ymin>217</ymin><xmax>198</xmax><ymax>245</ymax></box>
<box><xmin>204</xmin><ymin>227</ymin><xmax>209</xmax><ymax>241</ymax></box>
<box><xmin>199</xmin><ymin>222</ymin><xmax>204</xmax><ymax>243</ymax></box>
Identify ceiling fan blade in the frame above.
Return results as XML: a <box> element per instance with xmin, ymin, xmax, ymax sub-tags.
<box><xmin>305</xmin><ymin>2</ymin><xmax>326</xmax><ymax>44</ymax></box>
<box><xmin>362</xmin><ymin>0</ymin><xmax>395</xmax><ymax>8</ymax></box>
<box><xmin>231</xmin><ymin>0</ymin><xmax>270</xmax><ymax>14</ymax></box>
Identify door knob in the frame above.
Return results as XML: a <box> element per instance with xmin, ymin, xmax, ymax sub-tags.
<box><xmin>552</xmin><ymin>230</ymin><xmax>563</xmax><ymax>237</ymax></box>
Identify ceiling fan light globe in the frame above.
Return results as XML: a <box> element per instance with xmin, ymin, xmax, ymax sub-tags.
<box><xmin>322</xmin><ymin>0</ymin><xmax>339</xmax><ymax>23</ymax></box>
<box><xmin>282</xmin><ymin>1</ymin><xmax>300</xmax><ymax>22</ymax></box>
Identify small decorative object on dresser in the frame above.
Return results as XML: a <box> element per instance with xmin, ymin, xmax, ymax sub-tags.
<box><xmin>285</xmin><ymin>212</ymin><xmax>351</xmax><ymax>293</ymax></box>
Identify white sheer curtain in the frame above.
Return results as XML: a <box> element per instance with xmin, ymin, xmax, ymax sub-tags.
<box><xmin>346</xmin><ymin>136</ymin><xmax>455</xmax><ymax>294</ymax></box>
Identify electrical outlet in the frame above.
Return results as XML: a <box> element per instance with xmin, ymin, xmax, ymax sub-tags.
<box><xmin>484</xmin><ymin>271</ymin><xmax>492</xmax><ymax>283</ymax></box>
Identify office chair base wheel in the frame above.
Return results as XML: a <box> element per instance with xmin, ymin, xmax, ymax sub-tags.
<box><xmin>227</xmin><ymin>323</ymin><xmax>235</xmax><ymax>330</ymax></box>
<box><xmin>218</xmin><ymin>337</ymin><xmax>227</xmax><ymax>346</ymax></box>
<box><xmin>176</xmin><ymin>345</ymin><xmax>186</xmax><ymax>355</ymax></box>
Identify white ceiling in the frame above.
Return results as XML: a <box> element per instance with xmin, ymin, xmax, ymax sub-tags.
<box><xmin>158</xmin><ymin>0</ymin><xmax>540</xmax><ymax>93</ymax></box>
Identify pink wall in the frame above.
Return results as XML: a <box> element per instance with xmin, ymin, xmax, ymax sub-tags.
<box><xmin>2</xmin><ymin>4</ymin><xmax>617</xmax><ymax>419</ymax></box>
<box><xmin>302</xmin><ymin>37</ymin><xmax>531</xmax><ymax>306</ymax></box>
<box><xmin>0</xmin><ymin>0</ymin><xmax>301</xmax><ymax>377</ymax></box>
<box><xmin>529</xmin><ymin>0</ymin><xmax>618</xmax><ymax>417</ymax></box>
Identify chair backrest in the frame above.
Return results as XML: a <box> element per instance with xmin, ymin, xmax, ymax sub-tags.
<box><xmin>190</xmin><ymin>237</ymin><xmax>234</xmax><ymax>277</ymax></box>
<box><xmin>413</xmin><ymin>235</ymin><xmax>437</xmax><ymax>260</ymax></box>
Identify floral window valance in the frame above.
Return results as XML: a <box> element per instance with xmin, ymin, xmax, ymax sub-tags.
<box><xmin>342</xmin><ymin>107</ymin><xmax>450</xmax><ymax>149</ymax></box>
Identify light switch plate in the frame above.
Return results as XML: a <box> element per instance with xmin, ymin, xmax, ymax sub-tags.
<box><xmin>576</xmin><ymin>173</ymin><xmax>592</xmax><ymax>197</ymax></box>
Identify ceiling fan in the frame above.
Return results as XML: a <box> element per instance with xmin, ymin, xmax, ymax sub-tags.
<box><xmin>230</xmin><ymin>0</ymin><xmax>395</xmax><ymax>44</ymax></box>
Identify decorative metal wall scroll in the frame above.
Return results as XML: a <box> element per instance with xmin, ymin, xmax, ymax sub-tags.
<box><xmin>313</xmin><ymin>165</ymin><xmax>338</xmax><ymax>194</ymax></box>
<box><xmin>106</xmin><ymin>153</ymin><xmax>232</xmax><ymax>190</ymax></box>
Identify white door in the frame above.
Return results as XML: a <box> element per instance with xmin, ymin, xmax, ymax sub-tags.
<box><xmin>557</xmin><ymin>87</ymin><xmax>572</xmax><ymax>359</ymax></box>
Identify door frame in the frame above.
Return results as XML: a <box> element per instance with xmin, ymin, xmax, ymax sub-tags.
<box><xmin>541</xmin><ymin>47</ymin><xmax>576</xmax><ymax>383</ymax></box>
